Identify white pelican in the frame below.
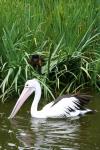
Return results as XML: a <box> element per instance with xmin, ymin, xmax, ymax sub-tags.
<box><xmin>9</xmin><ymin>79</ymin><xmax>94</xmax><ymax>119</ymax></box>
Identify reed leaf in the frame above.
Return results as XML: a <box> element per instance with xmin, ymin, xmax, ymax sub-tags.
<box><xmin>0</xmin><ymin>68</ymin><xmax>13</xmax><ymax>93</ymax></box>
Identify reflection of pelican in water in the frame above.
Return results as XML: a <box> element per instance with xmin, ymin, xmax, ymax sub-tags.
<box><xmin>31</xmin><ymin>118</ymin><xmax>80</xmax><ymax>149</ymax></box>
<box><xmin>10</xmin><ymin>117</ymin><xmax>80</xmax><ymax>149</ymax></box>
<box><xmin>9</xmin><ymin>79</ymin><xmax>94</xmax><ymax>119</ymax></box>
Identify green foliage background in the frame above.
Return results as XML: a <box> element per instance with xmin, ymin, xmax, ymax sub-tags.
<box><xmin>0</xmin><ymin>0</ymin><xmax>100</xmax><ymax>102</ymax></box>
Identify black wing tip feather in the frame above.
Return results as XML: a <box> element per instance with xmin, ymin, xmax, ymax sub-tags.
<box><xmin>73</xmin><ymin>93</ymin><xmax>92</xmax><ymax>105</ymax></box>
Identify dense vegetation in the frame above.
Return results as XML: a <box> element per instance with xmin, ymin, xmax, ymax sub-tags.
<box><xmin>0</xmin><ymin>0</ymin><xmax>100</xmax><ymax>102</ymax></box>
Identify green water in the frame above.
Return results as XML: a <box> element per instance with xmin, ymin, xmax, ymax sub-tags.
<box><xmin>0</xmin><ymin>93</ymin><xmax>100</xmax><ymax>150</ymax></box>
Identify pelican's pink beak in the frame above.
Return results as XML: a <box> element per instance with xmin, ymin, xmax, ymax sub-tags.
<box><xmin>9</xmin><ymin>87</ymin><xmax>34</xmax><ymax>119</ymax></box>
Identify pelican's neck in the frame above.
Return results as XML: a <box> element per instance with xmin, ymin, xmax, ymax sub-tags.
<box><xmin>31</xmin><ymin>81</ymin><xmax>41</xmax><ymax>114</ymax></box>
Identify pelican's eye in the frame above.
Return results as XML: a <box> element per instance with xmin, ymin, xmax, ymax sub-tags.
<box><xmin>26</xmin><ymin>84</ymin><xmax>29</xmax><ymax>87</ymax></box>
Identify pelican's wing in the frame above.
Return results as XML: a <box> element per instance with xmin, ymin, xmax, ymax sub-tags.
<box><xmin>52</xmin><ymin>94</ymin><xmax>91</xmax><ymax>107</ymax></box>
<box><xmin>47</xmin><ymin>95</ymin><xmax>91</xmax><ymax>118</ymax></box>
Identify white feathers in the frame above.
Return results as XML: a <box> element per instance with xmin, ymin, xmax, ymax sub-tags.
<box><xmin>31</xmin><ymin>95</ymin><xmax>90</xmax><ymax>118</ymax></box>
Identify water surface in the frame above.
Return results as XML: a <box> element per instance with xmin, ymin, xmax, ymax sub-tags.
<box><xmin>0</xmin><ymin>93</ymin><xmax>100</xmax><ymax>150</ymax></box>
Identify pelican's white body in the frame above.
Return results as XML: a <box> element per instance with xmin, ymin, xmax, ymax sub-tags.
<box><xmin>31</xmin><ymin>98</ymin><xmax>91</xmax><ymax>118</ymax></box>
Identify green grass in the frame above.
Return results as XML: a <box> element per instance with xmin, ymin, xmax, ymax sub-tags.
<box><xmin>0</xmin><ymin>0</ymin><xmax>100</xmax><ymax>102</ymax></box>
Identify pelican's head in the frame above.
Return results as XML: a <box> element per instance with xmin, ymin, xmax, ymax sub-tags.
<box><xmin>25</xmin><ymin>78</ymin><xmax>40</xmax><ymax>89</ymax></box>
<box><xmin>9</xmin><ymin>78</ymin><xmax>40</xmax><ymax>119</ymax></box>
